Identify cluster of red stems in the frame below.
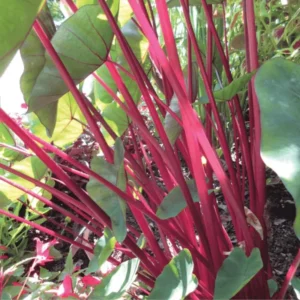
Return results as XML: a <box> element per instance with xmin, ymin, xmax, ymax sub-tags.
<box><xmin>0</xmin><ymin>0</ymin><xmax>299</xmax><ymax>299</ymax></box>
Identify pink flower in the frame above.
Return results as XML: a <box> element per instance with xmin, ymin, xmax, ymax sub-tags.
<box><xmin>20</xmin><ymin>103</ymin><xmax>28</xmax><ymax>109</ymax></box>
<box><xmin>47</xmin><ymin>275</ymin><xmax>78</xmax><ymax>298</ymax></box>
<box><xmin>81</xmin><ymin>275</ymin><xmax>101</xmax><ymax>288</ymax></box>
<box><xmin>0</xmin><ymin>246</ymin><xmax>7</xmax><ymax>251</ymax></box>
<box><xmin>34</xmin><ymin>238</ymin><xmax>58</xmax><ymax>266</ymax></box>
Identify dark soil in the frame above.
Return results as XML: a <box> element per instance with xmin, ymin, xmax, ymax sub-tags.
<box><xmin>265</xmin><ymin>170</ymin><xmax>300</xmax><ymax>297</ymax></box>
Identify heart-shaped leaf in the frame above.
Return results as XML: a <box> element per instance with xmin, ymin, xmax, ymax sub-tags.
<box><xmin>156</xmin><ymin>180</ymin><xmax>199</xmax><ymax>219</ymax></box>
<box><xmin>268</xmin><ymin>279</ymin><xmax>278</xmax><ymax>298</ymax></box>
<box><xmin>20</xmin><ymin>4</ymin><xmax>56</xmax><ymax>102</ymax></box>
<box><xmin>27</xmin><ymin>1</ymin><xmax>119</xmax><ymax>135</ymax></box>
<box><xmin>200</xmin><ymin>71</ymin><xmax>255</xmax><ymax>104</ymax></box>
<box><xmin>0</xmin><ymin>156</ymin><xmax>51</xmax><ymax>207</ymax></box>
<box><xmin>87</xmin><ymin>227</ymin><xmax>116</xmax><ymax>274</ymax></box>
<box><xmin>92</xmin><ymin>258</ymin><xmax>140</xmax><ymax>299</ymax></box>
<box><xmin>292</xmin><ymin>277</ymin><xmax>300</xmax><ymax>299</ymax></box>
<box><xmin>0</xmin><ymin>124</ymin><xmax>22</xmax><ymax>162</ymax></box>
<box><xmin>214</xmin><ymin>248</ymin><xmax>263</xmax><ymax>300</ymax></box>
<box><xmin>87</xmin><ymin>138</ymin><xmax>127</xmax><ymax>242</ymax></box>
<box><xmin>148</xmin><ymin>249</ymin><xmax>198</xmax><ymax>300</ymax></box>
<box><xmin>255</xmin><ymin>58</ymin><xmax>300</xmax><ymax>238</ymax></box>
<box><xmin>93</xmin><ymin>20</ymin><xmax>149</xmax><ymax>146</ymax></box>
<box><xmin>0</xmin><ymin>0</ymin><xmax>45</xmax><ymax>76</ymax></box>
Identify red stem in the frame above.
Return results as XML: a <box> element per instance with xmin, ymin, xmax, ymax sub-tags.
<box><xmin>277</xmin><ymin>249</ymin><xmax>300</xmax><ymax>299</ymax></box>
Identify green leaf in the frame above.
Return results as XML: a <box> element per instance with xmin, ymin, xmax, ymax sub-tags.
<box><xmin>0</xmin><ymin>0</ymin><xmax>45</xmax><ymax>76</ymax></box>
<box><xmin>20</xmin><ymin>4</ymin><xmax>56</xmax><ymax>101</ymax></box>
<box><xmin>255</xmin><ymin>58</ymin><xmax>300</xmax><ymax>238</ymax></box>
<box><xmin>0</xmin><ymin>156</ymin><xmax>50</xmax><ymax>206</ymax></box>
<box><xmin>214</xmin><ymin>248</ymin><xmax>263</xmax><ymax>300</ymax></box>
<box><xmin>118</xmin><ymin>1</ymin><xmax>133</xmax><ymax>27</ymax></box>
<box><xmin>268</xmin><ymin>279</ymin><xmax>278</xmax><ymax>298</ymax></box>
<box><xmin>148</xmin><ymin>249</ymin><xmax>198</xmax><ymax>300</ymax></box>
<box><xmin>167</xmin><ymin>0</ymin><xmax>223</xmax><ymax>7</ymax></box>
<box><xmin>27</xmin><ymin>1</ymin><xmax>119</xmax><ymax>135</ymax></box>
<box><xmin>92</xmin><ymin>258</ymin><xmax>140</xmax><ymax>299</ymax></box>
<box><xmin>93</xmin><ymin>19</ymin><xmax>149</xmax><ymax>146</ymax></box>
<box><xmin>40</xmin><ymin>267</ymin><xmax>59</xmax><ymax>280</ymax></box>
<box><xmin>26</xmin><ymin>92</ymin><xmax>85</xmax><ymax>147</ymax></box>
<box><xmin>51</xmin><ymin>92</ymin><xmax>85</xmax><ymax>147</ymax></box>
<box><xmin>86</xmin><ymin>138</ymin><xmax>127</xmax><ymax>242</ymax></box>
<box><xmin>76</xmin><ymin>0</ymin><xmax>98</xmax><ymax>8</ymax></box>
<box><xmin>200</xmin><ymin>71</ymin><xmax>255</xmax><ymax>104</ymax></box>
<box><xmin>0</xmin><ymin>124</ymin><xmax>20</xmax><ymax>162</ymax></box>
<box><xmin>164</xmin><ymin>95</ymin><xmax>181</xmax><ymax>145</ymax></box>
<box><xmin>137</xmin><ymin>234</ymin><xmax>146</xmax><ymax>249</ymax></box>
<box><xmin>87</xmin><ymin>227</ymin><xmax>116</xmax><ymax>274</ymax></box>
<box><xmin>59</xmin><ymin>249</ymin><xmax>74</xmax><ymax>281</ymax></box>
<box><xmin>156</xmin><ymin>180</ymin><xmax>199</xmax><ymax>220</ymax></box>
<box><xmin>292</xmin><ymin>277</ymin><xmax>300</xmax><ymax>299</ymax></box>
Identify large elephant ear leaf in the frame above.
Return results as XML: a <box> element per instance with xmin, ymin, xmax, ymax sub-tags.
<box><xmin>148</xmin><ymin>249</ymin><xmax>198</xmax><ymax>300</ymax></box>
<box><xmin>20</xmin><ymin>3</ymin><xmax>56</xmax><ymax>101</ymax></box>
<box><xmin>27</xmin><ymin>1</ymin><xmax>119</xmax><ymax>136</ymax></box>
<box><xmin>255</xmin><ymin>58</ymin><xmax>300</xmax><ymax>239</ymax></box>
<box><xmin>0</xmin><ymin>0</ymin><xmax>46</xmax><ymax>77</ymax></box>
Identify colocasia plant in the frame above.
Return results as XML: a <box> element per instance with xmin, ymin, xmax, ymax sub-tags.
<box><xmin>0</xmin><ymin>0</ymin><xmax>299</xmax><ymax>299</ymax></box>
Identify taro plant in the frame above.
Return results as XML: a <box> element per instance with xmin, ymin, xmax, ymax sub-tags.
<box><xmin>0</xmin><ymin>0</ymin><xmax>299</xmax><ymax>299</ymax></box>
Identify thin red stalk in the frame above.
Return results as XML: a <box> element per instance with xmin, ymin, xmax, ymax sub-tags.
<box><xmin>180</xmin><ymin>0</ymin><xmax>242</xmax><ymax>209</ymax></box>
<box><xmin>145</xmin><ymin>0</ymin><xmax>157</xmax><ymax>37</ymax></box>
<box><xmin>62</xmin><ymin>0</ymin><xmax>77</xmax><ymax>13</ymax></box>
<box><xmin>129</xmin><ymin>203</ymin><xmax>169</xmax><ymax>265</ymax></box>
<box><xmin>244</xmin><ymin>0</ymin><xmax>265</xmax><ymax>220</ymax></box>
<box><xmin>84</xmin><ymin>90</ymin><xmax>167</xmax><ymax>205</ymax></box>
<box><xmin>277</xmin><ymin>249</ymin><xmax>300</xmax><ymax>299</ymax></box>
<box><xmin>0</xmin><ymin>208</ymin><xmax>93</xmax><ymax>253</ymax></box>
<box><xmin>33</xmin><ymin>21</ymin><xmax>113</xmax><ymax>163</ymax></box>
<box><xmin>104</xmin><ymin>60</ymin><xmax>178</xmax><ymax>192</ymax></box>
<box><xmin>199</xmin><ymin>0</ymin><xmax>257</xmax><ymax>214</ymax></box>
<box><xmin>128</xmin><ymin>0</ymin><xmax>253</xmax><ymax>252</ymax></box>
<box><xmin>27</xmin><ymin>129</ymin><xmax>210</xmax><ymax>269</ymax></box>
<box><xmin>1</xmin><ymin>111</ymin><xmax>162</xmax><ymax>277</ymax></box>
<box><xmin>14</xmin><ymin>196</ymin><xmax>91</xmax><ymax>246</ymax></box>
<box><xmin>59</xmin><ymin>164</ymin><xmax>89</xmax><ymax>179</ymax></box>
<box><xmin>222</xmin><ymin>2</ymin><xmax>229</xmax><ymax>60</ymax></box>
<box><xmin>111</xmin><ymin>0</ymin><xmax>217</xmax><ymax>252</ymax></box>
<box><xmin>0</xmin><ymin>143</ymin><xmax>30</xmax><ymax>157</ymax></box>
<box><xmin>0</xmin><ymin>162</ymin><xmax>99</xmax><ymax>226</ymax></box>
<box><xmin>128</xmin><ymin>125</ymin><xmax>144</xmax><ymax>169</ymax></box>
<box><xmin>155</xmin><ymin>0</ymin><xmax>225</xmax><ymax>274</ymax></box>
<box><xmin>0</xmin><ymin>175</ymin><xmax>98</xmax><ymax>236</ymax></box>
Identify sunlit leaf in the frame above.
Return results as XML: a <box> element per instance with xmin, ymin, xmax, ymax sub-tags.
<box><xmin>0</xmin><ymin>124</ymin><xmax>20</xmax><ymax>162</ymax></box>
<box><xmin>27</xmin><ymin>1</ymin><xmax>119</xmax><ymax>135</ymax></box>
<box><xmin>87</xmin><ymin>227</ymin><xmax>116</xmax><ymax>274</ymax></box>
<box><xmin>92</xmin><ymin>258</ymin><xmax>140</xmax><ymax>299</ymax></box>
<box><xmin>255</xmin><ymin>58</ymin><xmax>300</xmax><ymax>238</ymax></box>
<box><xmin>0</xmin><ymin>156</ymin><xmax>51</xmax><ymax>206</ymax></box>
<box><xmin>0</xmin><ymin>0</ymin><xmax>45</xmax><ymax>76</ymax></box>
